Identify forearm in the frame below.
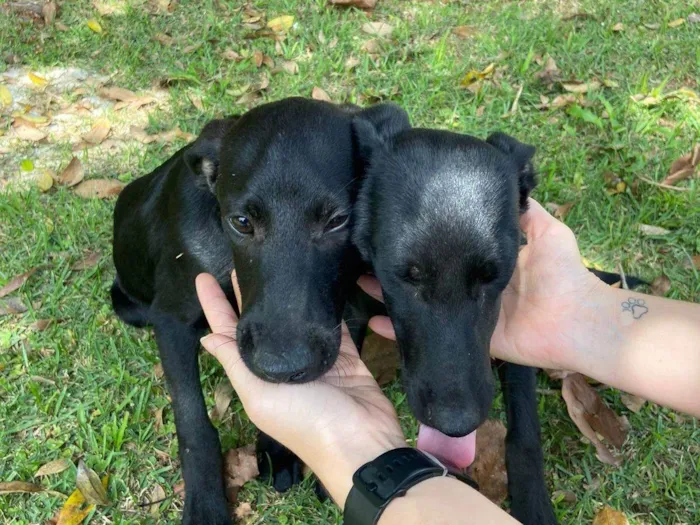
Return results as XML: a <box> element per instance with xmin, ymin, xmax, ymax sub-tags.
<box><xmin>567</xmin><ymin>285</ymin><xmax>700</xmax><ymax>416</ymax></box>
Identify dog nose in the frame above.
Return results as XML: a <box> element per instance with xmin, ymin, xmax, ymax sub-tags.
<box><xmin>251</xmin><ymin>346</ymin><xmax>315</xmax><ymax>384</ymax></box>
<box><xmin>414</xmin><ymin>384</ymin><xmax>494</xmax><ymax>437</ymax></box>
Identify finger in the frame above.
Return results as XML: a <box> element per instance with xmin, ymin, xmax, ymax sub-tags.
<box><xmin>520</xmin><ymin>198</ymin><xmax>557</xmax><ymax>240</ymax></box>
<box><xmin>196</xmin><ymin>273</ymin><xmax>239</xmax><ymax>332</ymax></box>
<box><xmin>368</xmin><ymin>316</ymin><xmax>396</xmax><ymax>340</ymax></box>
<box><xmin>357</xmin><ymin>275</ymin><xmax>384</xmax><ymax>302</ymax></box>
<box><xmin>231</xmin><ymin>269</ymin><xmax>242</xmax><ymax>313</ymax></box>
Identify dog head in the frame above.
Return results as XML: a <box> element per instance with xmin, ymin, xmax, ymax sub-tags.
<box><xmin>189</xmin><ymin>98</ymin><xmax>409</xmax><ymax>383</ymax></box>
<box><xmin>353</xmin><ymin>120</ymin><xmax>536</xmax><ymax>439</ymax></box>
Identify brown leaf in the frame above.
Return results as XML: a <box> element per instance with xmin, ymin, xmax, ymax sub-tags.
<box><xmin>593</xmin><ymin>506</ymin><xmax>630</xmax><ymax>525</ymax></box>
<box><xmin>561</xmin><ymin>373</ymin><xmax>628</xmax><ymax>465</ymax></box>
<box><xmin>643</xmin><ymin>22</ymin><xmax>660</xmax><ymax>30</ymax></box>
<box><xmin>620</xmin><ymin>393</ymin><xmax>646</xmax><ymax>413</ymax></box>
<box><xmin>689</xmin><ymin>13</ymin><xmax>700</xmax><ymax>24</ymax></box>
<box><xmin>71</xmin><ymin>251</ymin><xmax>101</xmax><ymax>271</ymax></box>
<box><xmin>222</xmin><ymin>49</ymin><xmax>241</xmax><ymax>61</ymax></box>
<box><xmin>311</xmin><ymin>86</ymin><xmax>332</xmax><ymax>102</ymax></box>
<box><xmin>0</xmin><ymin>267</ymin><xmax>37</xmax><ymax>298</ymax></box>
<box><xmin>189</xmin><ymin>93</ymin><xmax>204</xmax><ymax>111</ymax></box>
<box><xmin>154</xmin><ymin>406</ymin><xmax>165</xmax><ymax>431</ymax></box>
<box><xmin>692</xmin><ymin>255</ymin><xmax>700</xmax><ymax>269</ymax></box>
<box><xmin>81</xmin><ymin>119</ymin><xmax>111</xmax><ymax>145</ymax></box>
<box><xmin>280</xmin><ymin>60</ymin><xmax>299</xmax><ymax>74</ymax></box>
<box><xmin>545</xmin><ymin>201</ymin><xmax>574</xmax><ymax>220</ymax></box>
<box><xmin>661</xmin><ymin>144</ymin><xmax>700</xmax><ymax>185</ymax></box>
<box><xmin>183</xmin><ymin>42</ymin><xmax>202</xmax><ymax>54</ymax></box>
<box><xmin>0</xmin><ymin>297</ymin><xmax>28</xmax><ymax>316</ymax></box>
<box><xmin>42</xmin><ymin>1</ymin><xmax>56</xmax><ymax>25</ymax></box>
<box><xmin>0</xmin><ymin>481</ymin><xmax>44</xmax><ymax>494</ymax></box>
<box><xmin>534</xmin><ymin>55</ymin><xmax>560</xmax><ymax>83</ymax></box>
<box><xmin>57</xmin><ymin>157</ymin><xmax>85</xmax><ymax>187</ymax></box>
<box><xmin>235</xmin><ymin>502</ymin><xmax>254</xmax><ymax>520</ymax></box>
<box><xmin>236</xmin><ymin>91</ymin><xmax>261</xmax><ymax>105</ymax></box>
<box><xmin>73</xmin><ymin>179</ymin><xmax>125</xmax><ymax>199</ymax></box>
<box><xmin>76</xmin><ymin>460</ymin><xmax>110</xmax><ymax>505</ymax></box>
<box><xmin>98</xmin><ymin>86</ymin><xmax>137</xmax><ymax>102</ymax></box>
<box><xmin>561</xmin><ymin>79</ymin><xmax>601</xmax><ymax>93</ymax></box>
<box><xmin>35</xmin><ymin>458</ymin><xmax>72</xmax><ymax>477</ymax></box>
<box><xmin>147</xmin><ymin>484</ymin><xmax>166</xmax><ymax>516</ymax></box>
<box><xmin>361</xmin><ymin>22</ymin><xmax>393</xmax><ymax>37</ymax></box>
<box><xmin>211</xmin><ymin>381</ymin><xmax>234</xmax><ymax>421</ymax></box>
<box><xmin>650</xmin><ymin>275</ymin><xmax>671</xmax><ymax>296</ymax></box>
<box><xmin>154</xmin><ymin>363</ymin><xmax>164</xmax><ymax>378</ymax></box>
<box><xmin>551</xmin><ymin>490</ymin><xmax>577</xmax><ymax>504</ymax></box>
<box><xmin>32</xmin><ymin>319</ymin><xmax>51</xmax><ymax>331</ymax></box>
<box><xmin>224</xmin><ymin>445</ymin><xmax>259</xmax><ymax>489</ymax></box>
<box><xmin>15</xmin><ymin>125</ymin><xmax>47</xmax><ymax>142</ymax></box>
<box><xmin>452</xmin><ymin>25</ymin><xmax>476</xmax><ymax>39</ymax></box>
<box><xmin>252</xmin><ymin>50</ymin><xmax>264</xmax><ymax>68</ymax></box>
<box><xmin>328</xmin><ymin>0</ymin><xmax>377</xmax><ymax>9</ymax></box>
<box><xmin>361</xmin><ymin>333</ymin><xmax>399</xmax><ymax>386</ymax></box>
<box><xmin>154</xmin><ymin>33</ymin><xmax>175</xmax><ymax>46</ymax></box>
<box><xmin>468</xmin><ymin>419</ymin><xmax>507</xmax><ymax>505</ymax></box>
<box><xmin>639</xmin><ymin>224</ymin><xmax>671</xmax><ymax>236</ymax></box>
<box><xmin>612</xmin><ymin>22</ymin><xmax>624</xmax><ymax>32</ymax></box>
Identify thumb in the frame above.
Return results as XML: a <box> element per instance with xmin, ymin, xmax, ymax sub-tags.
<box><xmin>520</xmin><ymin>198</ymin><xmax>558</xmax><ymax>241</ymax></box>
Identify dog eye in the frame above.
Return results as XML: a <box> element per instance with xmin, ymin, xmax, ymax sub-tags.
<box><xmin>228</xmin><ymin>216</ymin><xmax>253</xmax><ymax>235</ymax></box>
<box><xmin>404</xmin><ymin>266</ymin><xmax>422</xmax><ymax>284</ymax></box>
<box><xmin>324</xmin><ymin>214</ymin><xmax>349</xmax><ymax>233</ymax></box>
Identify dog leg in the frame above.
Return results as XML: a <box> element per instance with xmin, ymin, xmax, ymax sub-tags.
<box><xmin>498</xmin><ymin>362</ymin><xmax>557</xmax><ymax>525</ymax></box>
<box><xmin>153</xmin><ymin>312</ymin><xmax>231</xmax><ymax>525</ymax></box>
<box><xmin>256</xmin><ymin>431</ymin><xmax>305</xmax><ymax>492</ymax></box>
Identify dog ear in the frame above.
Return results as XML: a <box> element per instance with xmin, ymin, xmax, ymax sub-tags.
<box><xmin>486</xmin><ymin>132</ymin><xmax>537</xmax><ymax>212</ymax></box>
<box><xmin>184</xmin><ymin>116</ymin><xmax>238</xmax><ymax>192</ymax></box>
<box><xmin>352</xmin><ymin>103</ymin><xmax>411</xmax><ymax>161</ymax></box>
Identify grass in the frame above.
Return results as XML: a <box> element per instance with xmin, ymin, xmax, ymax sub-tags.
<box><xmin>1</xmin><ymin>0</ymin><xmax>699</xmax><ymax>523</ymax></box>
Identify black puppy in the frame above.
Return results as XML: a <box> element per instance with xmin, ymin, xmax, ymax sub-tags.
<box><xmin>111</xmin><ymin>98</ymin><xmax>406</xmax><ymax>524</ymax></box>
<box><xmin>351</xmin><ymin>110</ymin><xmax>558</xmax><ymax>523</ymax></box>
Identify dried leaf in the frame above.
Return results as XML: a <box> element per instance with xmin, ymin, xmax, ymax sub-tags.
<box><xmin>361</xmin><ymin>38</ymin><xmax>381</xmax><ymax>53</ymax></box>
<box><xmin>36</xmin><ymin>169</ymin><xmax>54</xmax><ymax>192</ymax></box>
<box><xmin>692</xmin><ymin>255</ymin><xmax>700</xmax><ymax>269</ymax></box>
<box><xmin>224</xmin><ymin>445</ymin><xmax>259</xmax><ymax>488</ymax></box>
<box><xmin>545</xmin><ymin>201</ymin><xmax>575</xmax><ymax>220</ymax></box>
<box><xmin>643</xmin><ymin>22</ymin><xmax>660</xmax><ymax>30</ymax></box>
<box><xmin>148</xmin><ymin>484</ymin><xmax>166</xmax><ymax>516</ymax></box>
<box><xmin>0</xmin><ymin>297</ymin><xmax>29</xmax><ymax>316</ymax></box>
<box><xmin>267</xmin><ymin>15</ymin><xmax>294</xmax><ymax>32</ymax></box>
<box><xmin>211</xmin><ymin>381</ymin><xmax>233</xmax><ymax>421</ymax></box>
<box><xmin>620</xmin><ymin>393</ymin><xmax>646</xmax><ymax>413</ymax></box>
<box><xmin>460</xmin><ymin>63</ymin><xmax>495</xmax><ymax>88</ymax></box>
<box><xmin>188</xmin><ymin>93</ymin><xmax>203</xmax><ymax>111</ymax></box>
<box><xmin>689</xmin><ymin>13</ymin><xmax>700</xmax><ymax>24</ymax></box>
<box><xmin>222</xmin><ymin>49</ymin><xmax>241</xmax><ymax>61</ymax></box>
<box><xmin>154</xmin><ymin>362</ymin><xmax>164</xmax><ymax>379</ymax></box>
<box><xmin>639</xmin><ymin>224</ymin><xmax>671</xmax><ymax>236</ymax></box>
<box><xmin>0</xmin><ymin>85</ymin><xmax>12</xmax><ymax>107</ymax></box>
<box><xmin>42</xmin><ymin>1</ymin><xmax>56</xmax><ymax>25</ymax></box>
<box><xmin>650</xmin><ymin>275</ymin><xmax>671</xmax><ymax>296</ymax></box>
<box><xmin>57</xmin><ymin>487</ymin><xmax>93</xmax><ymax>525</ymax></box>
<box><xmin>87</xmin><ymin>19</ymin><xmax>103</xmax><ymax>33</ymax></box>
<box><xmin>561</xmin><ymin>79</ymin><xmax>601</xmax><ymax>93</ymax></box>
<box><xmin>183</xmin><ymin>42</ymin><xmax>202</xmax><ymax>54</ymax></box>
<box><xmin>76</xmin><ymin>460</ymin><xmax>110</xmax><ymax>505</ymax></box>
<box><xmin>57</xmin><ymin>157</ymin><xmax>84</xmax><ymax>187</ymax></box>
<box><xmin>73</xmin><ymin>179</ymin><xmax>125</xmax><ymax>199</ymax></box>
<box><xmin>361</xmin><ymin>22</ymin><xmax>393</xmax><ymax>37</ymax></box>
<box><xmin>0</xmin><ymin>481</ymin><xmax>44</xmax><ymax>494</ymax></box>
<box><xmin>667</xmin><ymin>18</ymin><xmax>685</xmax><ymax>28</ymax></box>
<box><xmin>98</xmin><ymin>86</ymin><xmax>136</xmax><ymax>102</ymax></box>
<box><xmin>71</xmin><ymin>251</ymin><xmax>101</xmax><ymax>271</ymax></box>
<box><xmin>36</xmin><ymin>459</ymin><xmax>72</xmax><ymax>478</ymax></box>
<box><xmin>612</xmin><ymin>22</ymin><xmax>624</xmax><ymax>32</ymax></box>
<box><xmin>15</xmin><ymin>125</ymin><xmax>47</xmax><ymax>142</ymax></box>
<box><xmin>235</xmin><ymin>502</ymin><xmax>254</xmax><ymax>520</ymax></box>
<box><xmin>344</xmin><ymin>56</ymin><xmax>360</xmax><ymax>70</ymax></box>
<box><xmin>280</xmin><ymin>60</ymin><xmax>299</xmax><ymax>74</ymax></box>
<box><xmin>312</xmin><ymin>86</ymin><xmax>331</xmax><ymax>102</ymax></box>
<box><xmin>154</xmin><ymin>406</ymin><xmax>165</xmax><ymax>431</ymax></box>
<box><xmin>534</xmin><ymin>55</ymin><xmax>560</xmax><ymax>83</ymax></box>
<box><xmin>361</xmin><ymin>333</ymin><xmax>399</xmax><ymax>386</ymax></box>
<box><xmin>551</xmin><ymin>490</ymin><xmax>577</xmax><ymax>504</ymax></box>
<box><xmin>662</xmin><ymin>144</ymin><xmax>700</xmax><ymax>185</ymax></box>
<box><xmin>28</xmin><ymin>72</ymin><xmax>48</xmax><ymax>87</ymax></box>
<box><xmin>32</xmin><ymin>319</ymin><xmax>51</xmax><ymax>331</ymax></box>
<box><xmin>252</xmin><ymin>50</ymin><xmax>264</xmax><ymax>68</ymax></box>
<box><xmin>236</xmin><ymin>91</ymin><xmax>261</xmax><ymax>105</ymax></box>
<box><xmin>154</xmin><ymin>32</ymin><xmax>175</xmax><ymax>46</ymax></box>
<box><xmin>593</xmin><ymin>506</ymin><xmax>629</xmax><ymax>525</ymax></box>
<box><xmin>81</xmin><ymin>120</ymin><xmax>111</xmax><ymax>144</ymax></box>
<box><xmin>561</xmin><ymin>373</ymin><xmax>628</xmax><ymax>465</ymax></box>
<box><xmin>469</xmin><ymin>420</ymin><xmax>507</xmax><ymax>505</ymax></box>
<box><xmin>452</xmin><ymin>25</ymin><xmax>476</xmax><ymax>39</ymax></box>
<box><xmin>328</xmin><ymin>0</ymin><xmax>377</xmax><ymax>9</ymax></box>
<box><xmin>0</xmin><ymin>268</ymin><xmax>37</xmax><ymax>298</ymax></box>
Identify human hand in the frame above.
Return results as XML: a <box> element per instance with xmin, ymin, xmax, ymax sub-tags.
<box><xmin>359</xmin><ymin>198</ymin><xmax>604</xmax><ymax>371</ymax></box>
<box><xmin>195</xmin><ymin>272</ymin><xmax>406</xmax><ymax>508</ymax></box>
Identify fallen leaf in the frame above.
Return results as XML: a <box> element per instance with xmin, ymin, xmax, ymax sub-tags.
<box><xmin>468</xmin><ymin>419</ymin><xmax>507</xmax><ymax>505</ymax></box>
<box><xmin>154</xmin><ymin>362</ymin><xmax>164</xmax><ymax>379</ymax></box>
<box><xmin>561</xmin><ymin>79</ymin><xmax>601</xmax><ymax>93</ymax></box>
<box><xmin>87</xmin><ymin>19</ymin><xmax>103</xmax><ymax>33</ymax></box>
<box><xmin>189</xmin><ymin>93</ymin><xmax>204</xmax><ymax>111</ymax></box>
<box><xmin>129</xmin><ymin>126</ymin><xmax>194</xmax><ymax>144</ymax></box>
<box><xmin>0</xmin><ymin>297</ymin><xmax>29</xmax><ymax>316</ymax></box>
<box><xmin>667</xmin><ymin>18</ymin><xmax>685</xmax><ymax>28</ymax></box>
<box><xmin>551</xmin><ymin>490</ymin><xmax>577</xmax><ymax>504</ymax></box>
<box><xmin>262</xmin><ymin>55</ymin><xmax>274</xmax><ymax>69</ymax></box>
<box><xmin>28</xmin><ymin>72</ymin><xmax>48</xmax><ymax>87</ymax></box>
<box><xmin>0</xmin><ymin>268</ymin><xmax>38</xmax><ymax>298</ymax></box>
<box><xmin>57</xmin><ymin>157</ymin><xmax>84</xmax><ymax>187</ymax></box>
<box><xmin>612</xmin><ymin>22</ymin><xmax>624</xmax><ymax>32</ymax></box>
<box><xmin>561</xmin><ymin>373</ymin><xmax>628</xmax><ymax>465</ymax></box>
<box><xmin>639</xmin><ymin>224</ymin><xmax>671</xmax><ymax>236</ymax></box>
<box><xmin>21</xmin><ymin>159</ymin><xmax>35</xmax><ymax>171</ymax></box>
<box><xmin>535</xmin><ymin>55</ymin><xmax>560</xmax><ymax>84</ymax></box>
<box><xmin>71</xmin><ymin>251</ymin><xmax>101</xmax><ymax>271</ymax></box>
<box><xmin>650</xmin><ymin>275</ymin><xmax>671</xmax><ymax>296</ymax></box>
<box><xmin>643</xmin><ymin>22</ymin><xmax>660</xmax><ymax>30</ymax></box>
<box><xmin>662</xmin><ymin>144</ymin><xmax>700</xmax><ymax>185</ymax></box>
<box><xmin>42</xmin><ymin>1</ymin><xmax>56</xmax><ymax>25</ymax></box>
<box><xmin>620</xmin><ymin>393</ymin><xmax>646</xmax><ymax>413</ymax></box>
<box><xmin>222</xmin><ymin>49</ymin><xmax>241</xmax><ymax>61</ymax></box>
<box><xmin>183</xmin><ymin>42</ymin><xmax>202</xmax><ymax>54</ymax></box>
<box><xmin>56</xmin><ymin>485</ymin><xmax>97</xmax><ymax>525</ymax></box>
<box><xmin>361</xmin><ymin>333</ymin><xmax>399</xmax><ymax>386</ymax></box>
<box><xmin>328</xmin><ymin>0</ymin><xmax>377</xmax><ymax>9</ymax></box>
<box><xmin>692</xmin><ymin>255</ymin><xmax>700</xmax><ymax>269</ymax></box>
<box><xmin>0</xmin><ymin>481</ymin><xmax>44</xmax><ymax>494</ymax></box>
<box><xmin>15</xmin><ymin>125</ymin><xmax>47</xmax><ymax>142</ymax></box>
<box><xmin>280</xmin><ymin>60</ymin><xmax>299</xmax><ymax>74</ymax></box>
<box><xmin>98</xmin><ymin>86</ymin><xmax>136</xmax><ymax>102</ymax></box>
<box><xmin>267</xmin><ymin>15</ymin><xmax>294</xmax><ymax>32</ymax></box>
<box><xmin>630</xmin><ymin>93</ymin><xmax>661</xmax><ymax>106</ymax></box>
<box><xmin>154</xmin><ymin>32</ymin><xmax>175</xmax><ymax>46</ymax></box>
<box><xmin>113</xmin><ymin>95</ymin><xmax>155</xmax><ymax>111</ymax></box>
<box><xmin>235</xmin><ymin>502</ymin><xmax>254</xmax><ymax>520</ymax></box>
<box><xmin>37</xmin><ymin>169</ymin><xmax>54</xmax><ymax>192</ymax></box>
<box><xmin>361</xmin><ymin>22</ymin><xmax>393</xmax><ymax>37</ymax></box>
<box><xmin>252</xmin><ymin>50</ymin><xmax>264</xmax><ymax>68</ymax></box>
<box><xmin>154</xmin><ymin>406</ymin><xmax>165</xmax><ymax>431</ymax></box>
<box><xmin>452</xmin><ymin>25</ymin><xmax>476</xmax><ymax>39</ymax></box>
<box><xmin>32</xmin><ymin>319</ymin><xmax>51</xmax><ymax>331</ymax></box>
<box><xmin>147</xmin><ymin>484</ymin><xmax>166</xmax><ymax>516</ymax></box>
<box><xmin>224</xmin><ymin>445</ymin><xmax>259</xmax><ymax>489</ymax></box>
<box><xmin>76</xmin><ymin>460</ymin><xmax>109</xmax><ymax>505</ymax></box>
<box><xmin>0</xmin><ymin>85</ymin><xmax>12</xmax><ymax>107</ymax></box>
<box><xmin>36</xmin><ymin>459</ymin><xmax>72</xmax><ymax>478</ymax></box>
<box><xmin>211</xmin><ymin>381</ymin><xmax>233</xmax><ymax>421</ymax></box>
<box><xmin>603</xmin><ymin>172</ymin><xmax>627</xmax><ymax>194</ymax></box>
<box><xmin>593</xmin><ymin>506</ymin><xmax>629</xmax><ymax>525</ymax></box>
<box><xmin>689</xmin><ymin>13</ymin><xmax>700</xmax><ymax>24</ymax></box>
<box><xmin>545</xmin><ymin>201</ymin><xmax>575</xmax><ymax>220</ymax></box>
<box><xmin>312</xmin><ymin>86</ymin><xmax>332</xmax><ymax>102</ymax></box>
<box><xmin>344</xmin><ymin>56</ymin><xmax>360</xmax><ymax>70</ymax></box>
<box><xmin>73</xmin><ymin>179</ymin><xmax>125</xmax><ymax>199</ymax></box>
<box><xmin>81</xmin><ymin>120</ymin><xmax>111</xmax><ymax>145</ymax></box>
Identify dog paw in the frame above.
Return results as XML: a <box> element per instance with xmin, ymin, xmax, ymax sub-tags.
<box><xmin>621</xmin><ymin>297</ymin><xmax>648</xmax><ymax>319</ymax></box>
<box><xmin>182</xmin><ymin>494</ymin><xmax>233</xmax><ymax>525</ymax></box>
<box><xmin>257</xmin><ymin>453</ymin><xmax>304</xmax><ymax>492</ymax></box>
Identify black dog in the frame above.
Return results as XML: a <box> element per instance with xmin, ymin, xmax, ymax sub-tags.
<box><xmin>111</xmin><ymin>98</ymin><xmax>406</xmax><ymax>524</ymax></box>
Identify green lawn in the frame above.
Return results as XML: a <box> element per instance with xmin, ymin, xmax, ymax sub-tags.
<box><xmin>1</xmin><ymin>0</ymin><xmax>699</xmax><ymax>523</ymax></box>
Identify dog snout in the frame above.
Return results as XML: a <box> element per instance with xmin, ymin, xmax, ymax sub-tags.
<box><xmin>250</xmin><ymin>344</ymin><xmax>315</xmax><ymax>383</ymax></box>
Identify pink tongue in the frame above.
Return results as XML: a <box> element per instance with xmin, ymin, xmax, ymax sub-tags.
<box><xmin>416</xmin><ymin>424</ymin><xmax>476</xmax><ymax>469</ymax></box>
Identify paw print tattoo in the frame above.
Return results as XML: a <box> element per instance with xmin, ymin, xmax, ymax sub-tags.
<box><xmin>622</xmin><ymin>298</ymin><xmax>648</xmax><ymax>319</ymax></box>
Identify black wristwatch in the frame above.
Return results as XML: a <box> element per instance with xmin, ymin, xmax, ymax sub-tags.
<box><xmin>343</xmin><ymin>448</ymin><xmax>479</xmax><ymax>525</ymax></box>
